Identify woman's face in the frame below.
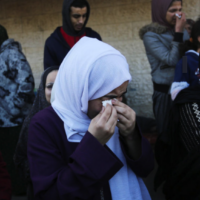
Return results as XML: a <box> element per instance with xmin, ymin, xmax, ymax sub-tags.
<box><xmin>166</xmin><ymin>1</ymin><xmax>182</xmax><ymax>26</ymax></box>
<box><xmin>87</xmin><ymin>81</ymin><xmax>128</xmax><ymax>119</ymax></box>
<box><xmin>45</xmin><ymin>70</ymin><xmax>58</xmax><ymax>103</ymax></box>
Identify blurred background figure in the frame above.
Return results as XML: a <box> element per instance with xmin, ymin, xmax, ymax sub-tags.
<box><xmin>155</xmin><ymin>18</ymin><xmax>200</xmax><ymax>199</ymax></box>
<box><xmin>139</xmin><ymin>0</ymin><xmax>190</xmax><ymax>197</ymax></box>
<box><xmin>44</xmin><ymin>0</ymin><xmax>101</xmax><ymax>70</ymax></box>
<box><xmin>140</xmin><ymin>0</ymin><xmax>189</xmax><ymax>143</ymax></box>
<box><xmin>0</xmin><ymin>24</ymin><xmax>35</xmax><ymax>195</ymax></box>
<box><xmin>14</xmin><ymin>66</ymin><xmax>58</xmax><ymax>200</ymax></box>
<box><xmin>171</xmin><ymin>17</ymin><xmax>200</xmax><ymax>100</ymax></box>
<box><xmin>185</xmin><ymin>18</ymin><xmax>195</xmax><ymax>36</ymax></box>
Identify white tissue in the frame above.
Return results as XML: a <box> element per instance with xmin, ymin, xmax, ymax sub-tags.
<box><xmin>102</xmin><ymin>100</ymin><xmax>112</xmax><ymax>107</ymax></box>
<box><xmin>175</xmin><ymin>13</ymin><xmax>181</xmax><ymax>18</ymax></box>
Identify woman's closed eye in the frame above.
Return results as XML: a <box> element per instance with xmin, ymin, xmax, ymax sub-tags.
<box><xmin>46</xmin><ymin>83</ymin><xmax>54</xmax><ymax>89</ymax></box>
<box><xmin>102</xmin><ymin>91</ymin><xmax>127</xmax><ymax>100</ymax></box>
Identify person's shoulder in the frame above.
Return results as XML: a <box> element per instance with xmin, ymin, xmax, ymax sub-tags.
<box><xmin>85</xmin><ymin>27</ymin><xmax>101</xmax><ymax>40</ymax></box>
<box><xmin>1</xmin><ymin>39</ymin><xmax>22</xmax><ymax>52</ymax></box>
<box><xmin>140</xmin><ymin>23</ymin><xmax>168</xmax><ymax>40</ymax></box>
<box><xmin>185</xmin><ymin>51</ymin><xmax>199</xmax><ymax>59</ymax></box>
<box><xmin>29</xmin><ymin>106</ymin><xmax>65</xmax><ymax>143</ymax></box>
<box><xmin>45</xmin><ymin>27</ymin><xmax>62</xmax><ymax>45</ymax></box>
<box><xmin>31</xmin><ymin>106</ymin><xmax>61</xmax><ymax>125</ymax></box>
<box><xmin>143</xmin><ymin>31</ymin><xmax>159</xmax><ymax>39</ymax></box>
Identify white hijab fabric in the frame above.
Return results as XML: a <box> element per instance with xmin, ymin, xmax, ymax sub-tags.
<box><xmin>52</xmin><ymin>37</ymin><xmax>151</xmax><ymax>200</ymax></box>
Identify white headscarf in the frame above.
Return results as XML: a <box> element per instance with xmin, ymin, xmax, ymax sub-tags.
<box><xmin>52</xmin><ymin>37</ymin><xmax>151</xmax><ymax>200</ymax></box>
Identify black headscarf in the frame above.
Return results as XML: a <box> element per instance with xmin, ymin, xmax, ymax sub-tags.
<box><xmin>14</xmin><ymin>66</ymin><xmax>59</xmax><ymax>181</ymax></box>
<box><xmin>0</xmin><ymin>24</ymin><xmax>8</xmax><ymax>47</ymax></box>
<box><xmin>62</xmin><ymin>0</ymin><xmax>90</xmax><ymax>36</ymax></box>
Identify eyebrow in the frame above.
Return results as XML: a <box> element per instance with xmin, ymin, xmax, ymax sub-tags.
<box><xmin>72</xmin><ymin>14</ymin><xmax>87</xmax><ymax>17</ymax></box>
<box><xmin>104</xmin><ymin>90</ymin><xmax>127</xmax><ymax>98</ymax></box>
<box><xmin>46</xmin><ymin>82</ymin><xmax>54</xmax><ymax>87</ymax></box>
<box><xmin>169</xmin><ymin>8</ymin><xmax>182</xmax><ymax>11</ymax></box>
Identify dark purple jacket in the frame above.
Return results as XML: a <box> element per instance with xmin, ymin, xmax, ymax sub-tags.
<box><xmin>43</xmin><ymin>27</ymin><xmax>102</xmax><ymax>70</ymax></box>
<box><xmin>28</xmin><ymin>106</ymin><xmax>154</xmax><ymax>200</ymax></box>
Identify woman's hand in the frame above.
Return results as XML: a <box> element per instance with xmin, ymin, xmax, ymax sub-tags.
<box><xmin>112</xmin><ymin>99</ymin><xmax>136</xmax><ymax>139</ymax></box>
<box><xmin>175</xmin><ymin>12</ymin><xmax>186</xmax><ymax>33</ymax></box>
<box><xmin>88</xmin><ymin>104</ymin><xmax>118</xmax><ymax>145</ymax></box>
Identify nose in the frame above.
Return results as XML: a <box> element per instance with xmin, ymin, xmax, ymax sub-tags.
<box><xmin>79</xmin><ymin>17</ymin><xmax>84</xmax><ymax>24</ymax></box>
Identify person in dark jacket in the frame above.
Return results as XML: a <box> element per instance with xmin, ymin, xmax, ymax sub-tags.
<box><xmin>154</xmin><ymin>19</ymin><xmax>200</xmax><ymax>199</ymax></box>
<box><xmin>44</xmin><ymin>0</ymin><xmax>102</xmax><ymax>70</ymax></box>
<box><xmin>0</xmin><ymin>24</ymin><xmax>35</xmax><ymax>195</ymax></box>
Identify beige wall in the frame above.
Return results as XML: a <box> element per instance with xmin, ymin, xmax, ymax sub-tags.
<box><xmin>0</xmin><ymin>0</ymin><xmax>199</xmax><ymax>118</ymax></box>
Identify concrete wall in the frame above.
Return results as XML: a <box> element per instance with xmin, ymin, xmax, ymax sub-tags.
<box><xmin>0</xmin><ymin>0</ymin><xmax>199</xmax><ymax>118</ymax></box>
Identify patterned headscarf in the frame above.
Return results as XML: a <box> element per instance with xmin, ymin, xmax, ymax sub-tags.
<box><xmin>0</xmin><ymin>25</ymin><xmax>8</xmax><ymax>47</ymax></box>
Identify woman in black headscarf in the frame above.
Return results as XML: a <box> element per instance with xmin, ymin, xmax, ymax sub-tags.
<box><xmin>14</xmin><ymin>66</ymin><xmax>58</xmax><ymax>200</ymax></box>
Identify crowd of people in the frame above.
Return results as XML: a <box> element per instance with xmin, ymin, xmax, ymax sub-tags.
<box><xmin>0</xmin><ymin>0</ymin><xmax>199</xmax><ymax>199</ymax></box>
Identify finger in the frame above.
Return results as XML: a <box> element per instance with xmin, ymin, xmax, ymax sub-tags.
<box><xmin>99</xmin><ymin>104</ymin><xmax>113</xmax><ymax>123</ymax></box>
<box><xmin>181</xmin><ymin>12</ymin><xmax>185</xmax><ymax>18</ymax></box>
<box><xmin>100</xmin><ymin>106</ymin><xmax>105</xmax><ymax>114</ymax></box>
<box><xmin>92</xmin><ymin>106</ymin><xmax>105</xmax><ymax>123</ymax></box>
<box><xmin>112</xmin><ymin>98</ymin><xmax>126</xmax><ymax>108</ymax></box>
<box><xmin>107</xmin><ymin>106</ymin><xmax>118</xmax><ymax>131</ymax></box>
<box><xmin>114</xmin><ymin>105</ymin><xmax>132</xmax><ymax>121</ymax></box>
<box><xmin>117</xmin><ymin>113</ymin><xmax>128</xmax><ymax>124</ymax></box>
<box><xmin>116</xmin><ymin>121</ymin><xmax>126</xmax><ymax>132</ymax></box>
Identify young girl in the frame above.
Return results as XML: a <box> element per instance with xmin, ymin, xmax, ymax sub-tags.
<box><xmin>171</xmin><ymin>18</ymin><xmax>200</xmax><ymax>100</ymax></box>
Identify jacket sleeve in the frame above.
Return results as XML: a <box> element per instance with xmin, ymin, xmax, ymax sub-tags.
<box><xmin>28</xmin><ymin>118</ymin><xmax>123</xmax><ymax>200</ymax></box>
<box><xmin>0</xmin><ymin>152</ymin><xmax>12</xmax><ymax>200</ymax></box>
<box><xmin>44</xmin><ymin>39</ymin><xmax>59</xmax><ymax>70</ymax></box>
<box><xmin>119</xmin><ymin>125</ymin><xmax>154</xmax><ymax>178</ymax></box>
<box><xmin>143</xmin><ymin>32</ymin><xmax>180</xmax><ymax>67</ymax></box>
<box><xmin>86</xmin><ymin>28</ymin><xmax>102</xmax><ymax>41</ymax></box>
<box><xmin>7</xmin><ymin>49</ymin><xmax>34</xmax><ymax>113</ymax></box>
